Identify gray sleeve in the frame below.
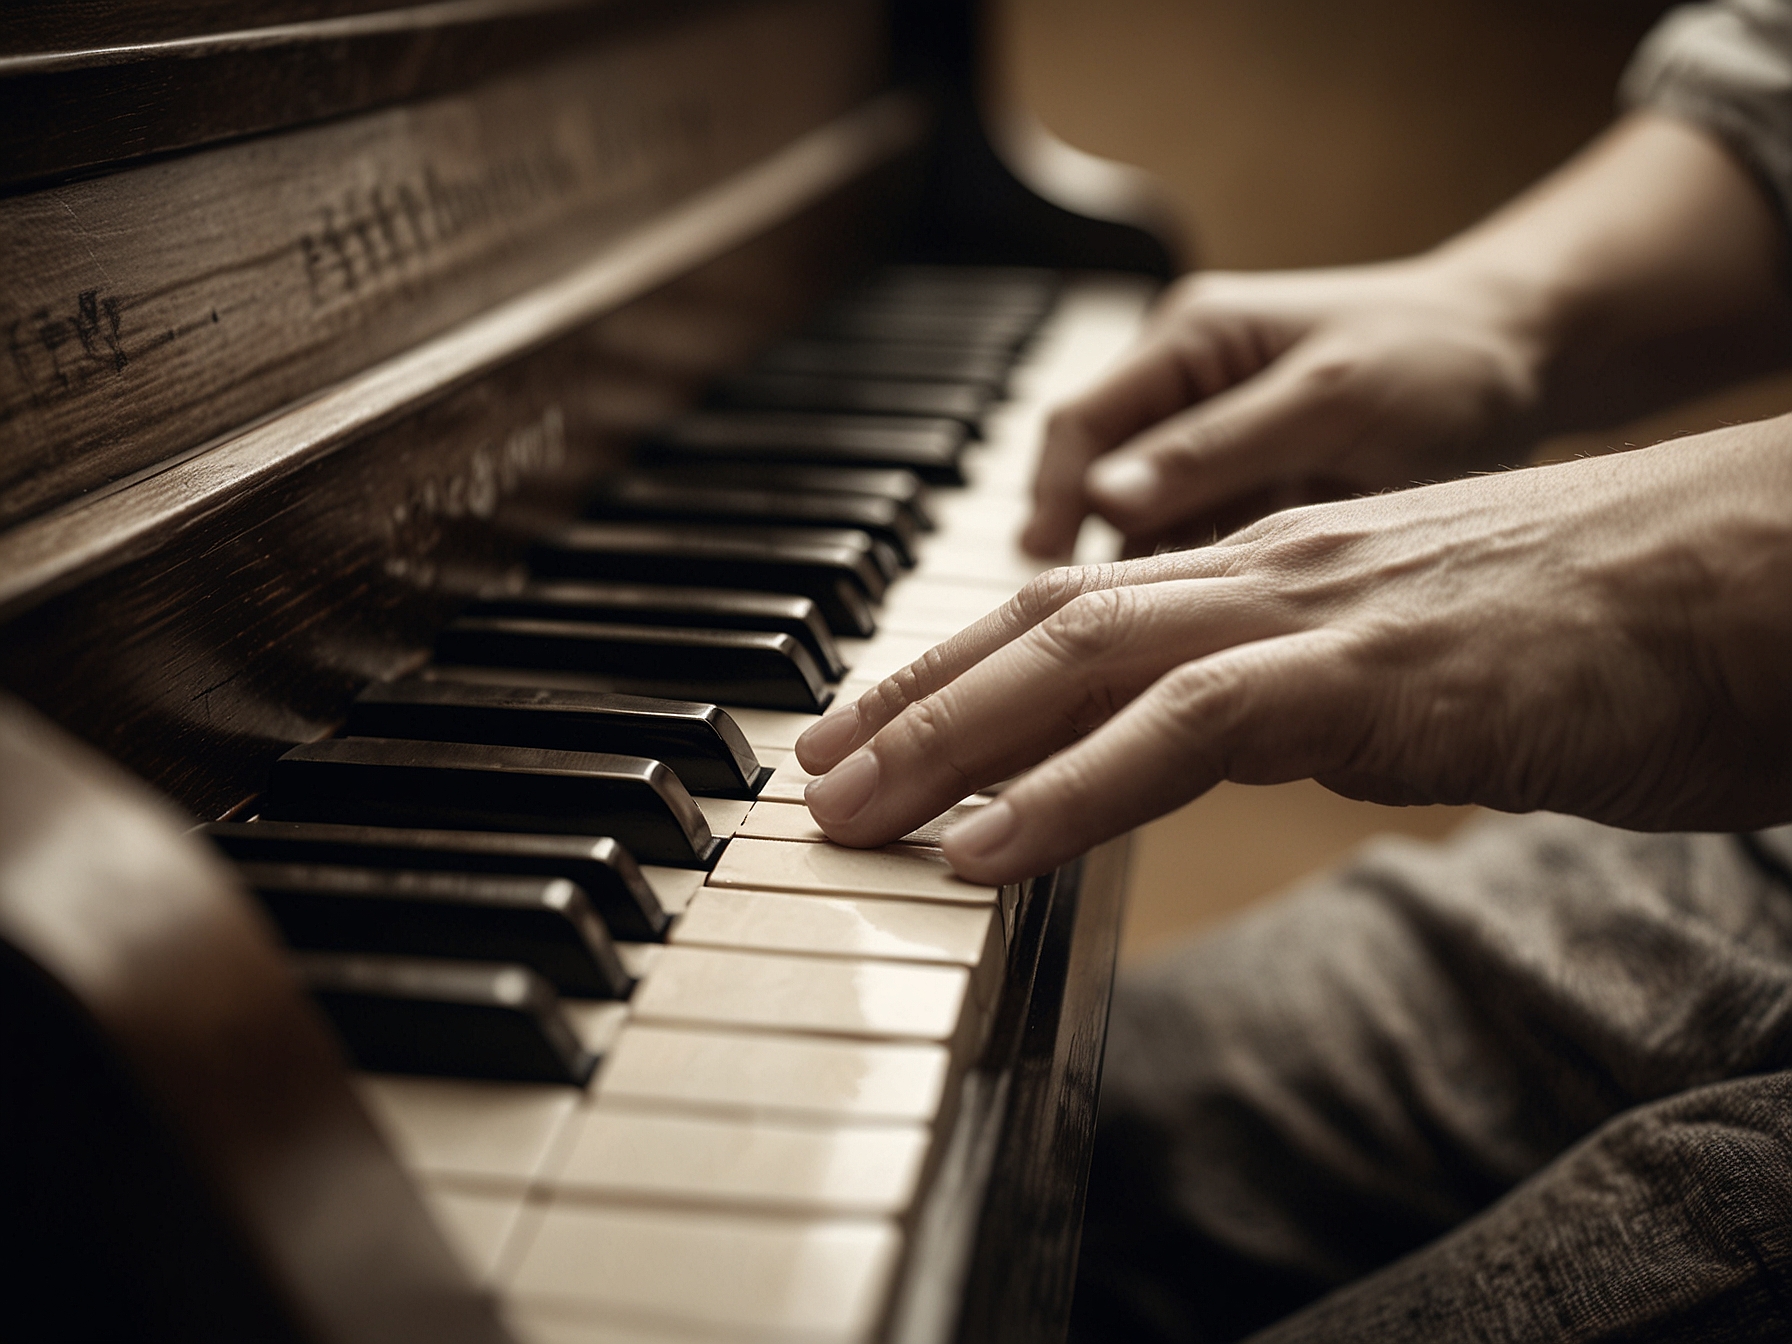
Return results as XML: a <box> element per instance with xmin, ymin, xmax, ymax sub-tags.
<box><xmin>1621</xmin><ymin>0</ymin><xmax>1792</xmax><ymax>226</ymax></box>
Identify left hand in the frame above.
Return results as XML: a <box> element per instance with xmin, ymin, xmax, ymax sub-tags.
<box><xmin>794</xmin><ymin>421</ymin><xmax>1792</xmax><ymax>885</ymax></box>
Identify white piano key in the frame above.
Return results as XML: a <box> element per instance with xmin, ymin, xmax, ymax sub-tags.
<box><xmin>508</xmin><ymin>1204</ymin><xmax>901</xmax><ymax>1342</ymax></box>
<box><xmin>354</xmin><ymin>1075</ymin><xmax>577</xmax><ymax>1188</ymax></box>
<box><xmin>559</xmin><ymin>999</ymin><xmax>630</xmax><ymax>1058</ymax></box>
<box><xmin>691</xmin><ymin>795</ymin><xmax>751</xmax><ymax>835</ymax></box>
<box><xmin>757</xmin><ymin>759</ymin><xmax>820</xmax><ymax>804</ymax></box>
<box><xmin>912</xmin><ymin>542</ymin><xmax>1055</xmax><ymax>588</ymax></box>
<box><xmin>735</xmin><ymin>799</ymin><xmax>833</xmax><ymax>843</ymax></box>
<box><xmin>715</xmin><ymin>706</ymin><xmax>823</xmax><ymax>751</ymax></box>
<box><xmin>629</xmin><ymin>945</ymin><xmax>971</xmax><ymax>1043</ymax></box>
<box><xmin>595</xmin><ymin>1024</ymin><xmax>951</xmax><ymax>1122</ymax></box>
<box><xmin>929</xmin><ymin>491</ymin><xmax>1030</xmax><ymax>535</ymax></box>
<box><xmin>614</xmin><ymin>941</ymin><xmax>664</xmax><ymax>980</ymax></box>
<box><xmin>672</xmin><ymin>886</ymin><xmax>999</xmax><ymax>968</ymax></box>
<box><xmin>735</xmin><ymin>798</ymin><xmax>990</xmax><ymax>847</ymax></box>
<box><xmin>421</xmin><ymin>1184</ymin><xmax>524</xmax><ymax>1285</ymax></box>
<box><xmin>880</xmin><ymin>575</ymin><xmax>1012</xmax><ymax>620</ymax></box>
<box><xmin>544</xmin><ymin>1107</ymin><xmax>931</xmax><ymax>1215</ymax></box>
<box><xmin>882</xmin><ymin>796</ymin><xmax>995</xmax><ymax>848</ymax></box>
<box><xmin>638</xmin><ymin>864</ymin><xmax>704</xmax><ymax>915</ymax></box>
<box><xmin>838</xmin><ymin>631</ymin><xmax>937</xmax><ymax>678</ymax></box>
<box><xmin>709</xmin><ymin>835</ymin><xmax>999</xmax><ymax>905</ymax></box>
<box><xmin>505</xmin><ymin>1308</ymin><xmax>712</xmax><ymax>1344</ymax></box>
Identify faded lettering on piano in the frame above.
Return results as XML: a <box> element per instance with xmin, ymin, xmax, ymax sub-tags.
<box><xmin>384</xmin><ymin>404</ymin><xmax>568</xmax><ymax>589</ymax></box>
<box><xmin>0</xmin><ymin>0</ymin><xmax>879</xmax><ymax>531</ymax></box>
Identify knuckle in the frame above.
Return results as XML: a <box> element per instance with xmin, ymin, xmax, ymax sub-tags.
<box><xmin>1151</xmin><ymin>659</ymin><xmax>1255</xmax><ymax>761</ymax></box>
<box><xmin>865</xmin><ymin>671</ymin><xmax>915</xmax><ymax>728</ymax></box>
<box><xmin>1009</xmin><ymin>566</ymin><xmax>1088</xmax><ymax>628</ymax></box>
<box><xmin>1038</xmin><ymin>587</ymin><xmax>1135</xmax><ymax>664</ymax></box>
<box><xmin>896</xmin><ymin>695</ymin><xmax>976</xmax><ymax>789</ymax></box>
<box><xmin>1226</xmin><ymin>505</ymin><xmax>1363</xmax><ymax>579</ymax></box>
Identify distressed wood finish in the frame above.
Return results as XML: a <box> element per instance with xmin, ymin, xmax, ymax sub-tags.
<box><xmin>0</xmin><ymin>0</ymin><xmax>883</xmax><ymax>528</ymax></box>
<box><xmin>0</xmin><ymin>2</ymin><xmax>668</xmax><ymax>193</ymax></box>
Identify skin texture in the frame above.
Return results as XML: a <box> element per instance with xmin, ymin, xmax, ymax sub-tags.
<box><xmin>799</xmin><ymin>112</ymin><xmax>1792</xmax><ymax>885</ymax></box>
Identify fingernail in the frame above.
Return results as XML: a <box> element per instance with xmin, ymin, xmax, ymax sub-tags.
<box><xmin>943</xmin><ymin>797</ymin><xmax>1017</xmax><ymax>862</ymax></box>
<box><xmin>804</xmin><ymin>750</ymin><xmax>880</xmax><ymax>824</ymax></box>
<box><xmin>797</xmin><ymin>704</ymin><xmax>860</xmax><ymax>767</ymax></box>
<box><xmin>1089</xmin><ymin>457</ymin><xmax>1159</xmax><ymax>512</ymax></box>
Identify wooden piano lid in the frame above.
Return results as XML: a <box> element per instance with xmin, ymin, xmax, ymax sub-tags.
<box><xmin>0</xmin><ymin>692</ymin><xmax>509</xmax><ymax>1344</ymax></box>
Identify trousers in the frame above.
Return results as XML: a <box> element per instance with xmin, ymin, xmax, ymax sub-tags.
<box><xmin>1071</xmin><ymin>812</ymin><xmax>1792</xmax><ymax>1343</ymax></box>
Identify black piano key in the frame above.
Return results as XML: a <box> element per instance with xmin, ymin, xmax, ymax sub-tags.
<box><xmin>201</xmin><ymin>820</ymin><xmax>670</xmax><ymax>940</ymax></box>
<box><xmin>646</xmin><ymin>412</ymin><xmax>968</xmax><ymax>484</ymax></box>
<box><xmin>434</xmin><ymin>617</ymin><xmax>830</xmax><ymax>715</ymax></box>
<box><xmin>469</xmin><ymin>580</ymin><xmax>849</xmax><ymax>681</ymax></box>
<box><xmin>260</xmin><ymin>737</ymin><xmax>720</xmax><ymax>868</ymax></box>
<box><xmin>239</xmin><ymin>863</ymin><xmax>633</xmax><ymax>999</ymax></box>
<box><xmin>586</xmin><ymin>476</ymin><xmax>919</xmax><ymax>566</ymax></box>
<box><xmin>347</xmin><ymin>677</ymin><xmax>771</xmax><ymax>798</ymax></box>
<box><xmin>710</xmin><ymin>373</ymin><xmax>993</xmax><ymax>432</ymax></box>
<box><xmin>295</xmin><ymin>952</ymin><xmax>595</xmax><ymax>1085</ymax></box>
<box><xmin>755</xmin><ymin>339</ymin><xmax>1011</xmax><ymax>391</ymax></box>
<box><xmin>531</xmin><ymin>521</ymin><xmax>881</xmax><ymax>636</ymax></box>
<box><xmin>639</xmin><ymin>462</ymin><xmax>934</xmax><ymax>531</ymax></box>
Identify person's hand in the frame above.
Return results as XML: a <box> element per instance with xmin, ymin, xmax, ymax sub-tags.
<box><xmin>1023</xmin><ymin>258</ymin><xmax>1549</xmax><ymax>559</ymax></box>
<box><xmin>797</xmin><ymin>421</ymin><xmax>1792</xmax><ymax>885</ymax></box>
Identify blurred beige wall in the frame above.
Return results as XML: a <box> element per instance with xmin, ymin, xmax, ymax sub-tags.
<box><xmin>995</xmin><ymin>0</ymin><xmax>1792</xmax><ymax>962</ymax></box>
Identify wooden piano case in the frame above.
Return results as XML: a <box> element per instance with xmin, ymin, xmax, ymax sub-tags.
<box><xmin>0</xmin><ymin>2</ymin><xmax>1178</xmax><ymax>1339</ymax></box>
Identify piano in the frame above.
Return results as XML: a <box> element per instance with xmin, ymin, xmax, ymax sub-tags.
<box><xmin>0</xmin><ymin>3</ymin><xmax>1179</xmax><ymax>1341</ymax></box>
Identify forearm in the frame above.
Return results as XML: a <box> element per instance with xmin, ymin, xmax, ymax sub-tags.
<box><xmin>1427</xmin><ymin>111</ymin><xmax>1792</xmax><ymax>432</ymax></box>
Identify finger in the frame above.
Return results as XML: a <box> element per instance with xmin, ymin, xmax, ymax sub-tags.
<box><xmin>1021</xmin><ymin>330</ymin><xmax>1231</xmax><ymax>558</ymax></box>
<box><xmin>792</xmin><ymin>551</ymin><xmax>1235</xmax><ymax>774</ymax></box>
<box><xmin>1085</xmin><ymin>343</ymin><xmax>1371</xmax><ymax>543</ymax></box>
<box><xmin>940</xmin><ymin>628</ymin><xmax>1368</xmax><ymax>884</ymax></box>
<box><xmin>804</xmin><ymin>577</ymin><xmax>1290</xmax><ymax>847</ymax></box>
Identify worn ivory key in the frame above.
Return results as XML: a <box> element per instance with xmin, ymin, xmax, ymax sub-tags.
<box><xmin>628</xmin><ymin>945</ymin><xmax>971</xmax><ymax>1043</ymax></box>
<box><xmin>507</xmin><ymin>1204</ymin><xmax>901</xmax><ymax>1340</ymax></box>
<box><xmin>672</xmin><ymin>886</ymin><xmax>1004</xmax><ymax>1014</ymax></box>
<box><xmin>673</xmin><ymin>886</ymin><xmax>997</xmax><ymax>966</ymax></box>
<box><xmin>595</xmin><ymin>1024</ymin><xmax>952</xmax><ymax>1122</ymax></box>
<box><xmin>355</xmin><ymin>1075</ymin><xmax>577</xmax><ymax>1189</ymax></box>
<box><xmin>735</xmin><ymin>797</ymin><xmax>990</xmax><ymax>847</ymax></box>
<box><xmin>542</xmin><ymin>1107</ymin><xmax>930</xmax><ymax>1216</ymax></box>
<box><xmin>708</xmin><ymin>835</ymin><xmax>999</xmax><ymax>905</ymax></box>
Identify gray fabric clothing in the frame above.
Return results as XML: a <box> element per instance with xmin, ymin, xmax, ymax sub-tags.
<box><xmin>1622</xmin><ymin>0</ymin><xmax>1792</xmax><ymax>226</ymax></box>
<box><xmin>1071</xmin><ymin>814</ymin><xmax>1792</xmax><ymax>1342</ymax></box>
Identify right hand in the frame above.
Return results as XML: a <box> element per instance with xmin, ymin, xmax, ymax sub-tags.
<box><xmin>1022</xmin><ymin>258</ymin><xmax>1550</xmax><ymax>558</ymax></box>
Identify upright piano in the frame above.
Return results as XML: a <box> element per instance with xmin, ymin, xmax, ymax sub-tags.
<box><xmin>0</xmin><ymin>4</ymin><xmax>1179</xmax><ymax>1340</ymax></box>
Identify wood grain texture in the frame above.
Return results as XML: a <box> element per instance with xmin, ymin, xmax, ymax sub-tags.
<box><xmin>0</xmin><ymin>1</ymin><xmax>653</xmax><ymax>193</ymax></box>
<box><xmin>0</xmin><ymin>0</ymin><xmax>883</xmax><ymax>529</ymax></box>
<box><xmin>0</xmin><ymin>92</ymin><xmax>926</xmax><ymax>620</ymax></box>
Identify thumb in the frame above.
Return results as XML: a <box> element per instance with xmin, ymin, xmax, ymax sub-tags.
<box><xmin>1086</xmin><ymin>349</ymin><xmax>1368</xmax><ymax>541</ymax></box>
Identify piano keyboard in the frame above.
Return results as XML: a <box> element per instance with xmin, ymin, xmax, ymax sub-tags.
<box><xmin>206</xmin><ymin>269</ymin><xmax>1152</xmax><ymax>1344</ymax></box>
